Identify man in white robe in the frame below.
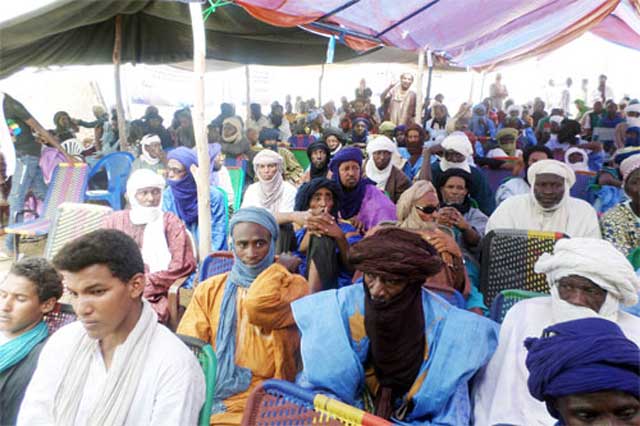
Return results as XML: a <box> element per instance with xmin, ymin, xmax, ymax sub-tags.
<box><xmin>486</xmin><ymin>159</ymin><xmax>600</xmax><ymax>238</ymax></box>
<box><xmin>17</xmin><ymin>229</ymin><xmax>205</xmax><ymax>425</ymax></box>
<box><xmin>472</xmin><ymin>238</ymin><xmax>640</xmax><ymax>426</ymax></box>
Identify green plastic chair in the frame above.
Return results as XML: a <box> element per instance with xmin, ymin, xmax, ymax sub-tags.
<box><xmin>489</xmin><ymin>289</ymin><xmax>546</xmax><ymax>323</ymax></box>
<box><xmin>291</xmin><ymin>148</ymin><xmax>310</xmax><ymax>170</ymax></box>
<box><xmin>628</xmin><ymin>247</ymin><xmax>640</xmax><ymax>271</ymax></box>
<box><xmin>227</xmin><ymin>167</ymin><xmax>245</xmax><ymax>212</ymax></box>
<box><xmin>177</xmin><ymin>334</ymin><xmax>217</xmax><ymax>426</ymax></box>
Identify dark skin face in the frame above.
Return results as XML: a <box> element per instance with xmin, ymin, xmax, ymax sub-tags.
<box><xmin>0</xmin><ymin>274</ymin><xmax>57</xmax><ymax>339</ymax></box>
<box><xmin>308</xmin><ymin>187</ymin><xmax>335</xmax><ymax>213</ymax></box>
<box><xmin>364</xmin><ymin>273</ymin><xmax>408</xmax><ymax>302</ymax></box>
<box><xmin>232</xmin><ymin>222</ymin><xmax>271</xmax><ymax>266</ymax></box>
<box><xmin>568</xmin><ymin>152</ymin><xmax>585</xmax><ymax>164</ymax></box>
<box><xmin>395</xmin><ymin>132</ymin><xmax>406</xmax><ymax>145</ymax></box>
<box><xmin>134</xmin><ymin>186</ymin><xmax>162</xmax><ymax>207</ymax></box>
<box><xmin>607</xmin><ymin>102</ymin><xmax>618</xmax><ymax>118</ymax></box>
<box><xmin>353</xmin><ymin>121</ymin><xmax>367</xmax><ymax>136</ymax></box>
<box><xmin>325</xmin><ymin>135</ymin><xmax>340</xmax><ymax>150</ymax></box>
<box><xmin>528</xmin><ymin>151</ymin><xmax>550</xmax><ymax>167</ymax></box>
<box><xmin>406</xmin><ymin>130</ymin><xmax>423</xmax><ymax>156</ymax></box>
<box><xmin>148</xmin><ymin>117</ymin><xmax>162</xmax><ymax>129</ymax></box>
<box><xmin>441</xmin><ymin>176</ymin><xmax>468</xmax><ymax>204</ymax></box>
<box><xmin>625</xmin><ymin>169</ymin><xmax>640</xmax><ymax>207</ymax></box>
<box><xmin>338</xmin><ymin>161</ymin><xmax>361</xmax><ymax>190</ymax></box>
<box><xmin>554</xmin><ymin>391</ymin><xmax>640</xmax><ymax>426</ymax></box>
<box><xmin>533</xmin><ymin>173</ymin><xmax>565</xmax><ymax>209</ymax></box>
<box><xmin>400</xmin><ymin>73</ymin><xmax>414</xmax><ymax>91</ymax></box>
<box><xmin>167</xmin><ymin>159</ymin><xmax>187</xmax><ymax>181</ymax></box>
<box><xmin>444</xmin><ymin>149</ymin><xmax>466</xmax><ymax>163</ymax></box>
<box><xmin>593</xmin><ymin>102</ymin><xmax>603</xmax><ymax>114</ymax></box>
<box><xmin>310</xmin><ymin>148</ymin><xmax>328</xmax><ymax>169</ymax></box>
<box><xmin>557</xmin><ymin>275</ymin><xmax>607</xmax><ymax>312</ymax></box>
<box><xmin>372</xmin><ymin>151</ymin><xmax>392</xmax><ymax>170</ymax></box>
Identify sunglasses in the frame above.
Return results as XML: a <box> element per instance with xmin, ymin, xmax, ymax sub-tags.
<box><xmin>415</xmin><ymin>205</ymin><xmax>439</xmax><ymax>214</ymax></box>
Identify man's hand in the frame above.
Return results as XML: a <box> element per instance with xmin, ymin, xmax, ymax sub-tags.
<box><xmin>277</xmin><ymin>252</ymin><xmax>302</xmax><ymax>273</ymax></box>
<box><xmin>438</xmin><ymin>207</ymin><xmax>469</xmax><ymax>231</ymax></box>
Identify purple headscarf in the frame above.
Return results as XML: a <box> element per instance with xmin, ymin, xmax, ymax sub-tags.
<box><xmin>167</xmin><ymin>147</ymin><xmax>199</xmax><ymax>226</ymax></box>
<box><xmin>328</xmin><ymin>146</ymin><xmax>374</xmax><ymax>219</ymax></box>
<box><xmin>525</xmin><ymin>318</ymin><xmax>640</xmax><ymax>420</ymax></box>
<box><xmin>208</xmin><ymin>143</ymin><xmax>222</xmax><ymax>186</ymax></box>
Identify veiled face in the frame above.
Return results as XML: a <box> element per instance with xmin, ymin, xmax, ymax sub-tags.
<box><xmin>134</xmin><ymin>187</ymin><xmax>162</xmax><ymax>208</ymax></box>
<box><xmin>554</xmin><ymin>391</ymin><xmax>640</xmax><ymax>426</ymax></box>
<box><xmin>364</xmin><ymin>273</ymin><xmax>407</xmax><ymax>302</ymax></box>
<box><xmin>372</xmin><ymin>151</ymin><xmax>392</xmax><ymax>170</ymax></box>
<box><xmin>625</xmin><ymin>169</ymin><xmax>640</xmax><ymax>204</ymax></box>
<box><xmin>338</xmin><ymin>161</ymin><xmax>361</xmax><ymax>189</ymax></box>
<box><xmin>557</xmin><ymin>275</ymin><xmax>606</xmax><ymax>313</ymax></box>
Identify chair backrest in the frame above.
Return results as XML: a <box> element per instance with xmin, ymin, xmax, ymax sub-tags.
<box><xmin>570</xmin><ymin>171</ymin><xmax>596</xmax><ymax>202</ymax></box>
<box><xmin>227</xmin><ymin>166</ymin><xmax>246</xmax><ymax>212</ymax></box>
<box><xmin>489</xmin><ymin>289</ymin><xmax>547</xmax><ymax>323</ymax></box>
<box><xmin>288</xmin><ymin>135</ymin><xmax>316</xmax><ymax>148</ymax></box>
<box><xmin>424</xmin><ymin>284</ymin><xmax>466</xmax><ymax>309</ymax></box>
<box><xmin>44</xmin><ymin>303</ymin><xmax>77</xmax><ymax>334</ymax></box>
<box><xmin>199</xmin><ymin>251</ymin><xmax>234</xmax><ymax>282</ymax></box>
<box><xmin>242</xmin><ymin>379</ymin><xmax>392</xmax><ymax>426</ymax></box>
<box><xmin>482</xmin><ymin>167</ymin><xmax>520</xmax><ymax>194</ymax></box>
<box><xmin>177</xmin><ymin>334</ymin><xmax>217</xmax><ymax>426</ymax></box>
<box><xmin>41</xmin><ymin>163</ymin><xmax>89</xmax><ymax>220</ymax></box>
<box><xmin>44</xmin><ymin>202</ymin><xmax>113</xmax><ymax>260</ymax></box>
<box><xmin>593</xmin><ymin>127</ymin><xmax>616</xmax><ymax>143</ymax></box>
<box><xmin>480</xmin><ymin>229</ymin><xmax>567</xmax><ymax>307</ymax></box>
<box><xmin>291</xmin><ymin>148</ymin><xmax>311</xmax><ymax>170</ymax></box>
<box><xmin>87</xmin><ymin>151</ymin><xmax>135</xmax><ymax>193</ymax></box>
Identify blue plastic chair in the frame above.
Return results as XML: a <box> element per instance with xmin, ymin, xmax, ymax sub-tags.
<box><xmin>198</xmin><ymin>251</ymin><xmax>234</xmax><ymax>282</ymax></box>
<box><xmin>85</xmin><ymin>152</ymin><xmax>135</xmax><ymax>210</ymax></box>
<box><xmin>570</xmin><ymin>171</ymin><xmax>595</xmax><ymax>202</ymax></box>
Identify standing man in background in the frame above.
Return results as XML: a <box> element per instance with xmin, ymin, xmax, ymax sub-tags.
<box><xmin>489</xmin><ymin>73</ymin><xmax>509</xmax><ymax>112</ymax></box>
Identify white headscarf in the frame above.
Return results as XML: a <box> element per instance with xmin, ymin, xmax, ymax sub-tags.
<box><xmin>535</xmin><ymin>238</ymin><xmax>640</xmax><ymax>323</ymax></box>
<box><xmin>365</xmin><ymin>136</ymin><xmax>397</xmax><ymax>190</ymax></box>
<box><xmin>253</xmin><ymin>149</ymin><xmax>285</xmax><ymax>214</ymax></box>
<box><xmin>139</xmin><ymin>134</ymin><xmax>161</xmax><ymax>165</ymax></box>
<box><xmin>527</xmin><ymin>159</ymin><xmax>575</xmax><ymax>212</ymax></box>
<box><xmin>440</xmin><ymin>131</ymin><xmax>472</xmax><ymax>173</ymax></box>
<box><xmin>564</xmin><ymin>147</ymin><xmax>590</xmax><ymax>172</ymax></box>
<box><xmin>126</xmin><ymin>169</ymin><xmax>170</xmax><ymax>273</ymax></box>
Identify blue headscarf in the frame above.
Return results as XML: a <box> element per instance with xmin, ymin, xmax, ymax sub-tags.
<box><xmin>208</xmin><ymin>143</ymin><xmax>222</xmax><ymax>186</ymax></box>
<box><xmin>470</xmin><ymin>103</ymin><xmax>491</xmax><ymax>137</ymax></box>
<box><xmin>167</xmin><ymin>147</ymin><xmax>199</xmax><ymax>226</ymax></box>
<box><xmin>525</xmin><ymin>318</ymin><xmax>640</xmax><ymax>421</ymax></box>
<box><xmin>0</xmin><ymin>320</ymin><xmax>48</xmax><ymax>374</ymax></box>
<box><xmin>350</xmin><ymin>117</ymin><xmax>370</xmax><ymax>143</ymax></box>
<box><xmin>212</xmin><ymin>207</ymin><xmax>279</xmax><ymax>413</ymax></box>
<box><xmin>625</xmin><ymin>126</ymin><xmax>640</xmax><ymax>147</ymax></box>
<box><xmin>328</xmin><ymin>146</ymin><xmax>374</xmax><ymax>219</ymax></box>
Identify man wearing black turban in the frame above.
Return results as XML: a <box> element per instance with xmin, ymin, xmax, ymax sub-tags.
<box><xmin>291</xmin><ymin>227</ymin><xmax>499</xmax><ymax>423</ymax></box>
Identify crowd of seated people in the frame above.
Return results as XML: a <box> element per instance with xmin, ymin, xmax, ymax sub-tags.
<box><xmin>2</xmin><ymin>72</ymin><xmax>640</xmax><ymax>425</ymax></box>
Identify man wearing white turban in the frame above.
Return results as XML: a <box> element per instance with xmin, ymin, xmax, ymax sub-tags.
<box><xmin>364</xmin><ymin>136</ymin><xmax>410</xmax><ymax>203</ymax></box>
<box><xmin>472</xmin><ymin>237</ymin><xmax>640</xmax><ymax>426</ymax></box>
<box><xmin>430</xmin><ymin>132</ymin><xmax>496</xmax><ymax>215</ymax></box>
<box><xmin>103</xmin><ymin>169</ymin><xmax>197</xmax><ymax>324</ymax></box>
<box><xmin>131</xmin><ymin>134</ymin><xmax>167</xmax><ymax>175</ymax></box>
<box><xmin>486</xmin><ymin>159</ymin><xmax>600</xmax><ymax>238</ymax></box>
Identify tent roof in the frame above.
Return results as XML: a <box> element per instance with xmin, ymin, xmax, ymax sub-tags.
<box><xmin>0</xmin><ymin>1</ymin><xmax>369</xmax><ymax>78</ymax></box>
<box><xmin>236</xmin><ymin>0</ymin><xmax>640</xmax><ymax>69</ymax></box>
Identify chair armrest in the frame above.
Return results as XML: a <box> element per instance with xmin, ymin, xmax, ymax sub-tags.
<box><xmin>168</xmin><ymin>276</ymin><xmax>189</xmax><ymax>331</ymax></box>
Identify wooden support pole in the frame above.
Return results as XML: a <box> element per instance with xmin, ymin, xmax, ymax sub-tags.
<box><xmin>415</xmin><ymin>49</ymin><xmax>425</xmax><ymax>124</ymax></box>
<box><xmin>189</xmin><ymin>1</ymin><xmax>211</xmax><ymax>257</ymax></box>
<box><xmin>112</xmin><ymin>15</ymin><xmax>128</xmax><ymax>152</ymax></box>
<box><xmin>319</xmin><ymin>62</ymin><xmax>325</xmax><ymax>106</ymax></box>
<box><xmin>245</xmin><ymin>65</ymin><xmax>251</xmax><ymax>120</ymax></box>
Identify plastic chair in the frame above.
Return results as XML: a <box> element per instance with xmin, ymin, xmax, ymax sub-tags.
<box><xmin>425</xmin><ymin>284</ymin><xmax>466</xmax><ymax>309</ymax></box>
<box><xmin>199</xmin><ymin>251</ymin><xmax>234</xmax><ymax>282</ymax></box>
<box><xmin>570</xmin><ymin>170</ymin><xmax>596</xmax><ymax>202</ymax></box>
<box><xmin>479</xmin><ymin>229</ymin><xmax>567</xmax><ymax>307</ymax></box>
<box><xmin>224</xmin><ymin>154</ymin><xmax>244</xmax><ymax>167</ymax></box>
<box><xmin>227</xmin><ymin>166</ymin><xmax>245</xmax><ymax>212</ymax></box>
<box><xmin>85</xmin><ymin>151</ymin><xmax>134</xmax><ymax>210</ymax></box>
<box><xmin>489</xmin><ymin>289</ymin><xmax>547</xmax><ymax>323</ymax></box>
<box><xmin>5</xmin><ymin>163</ymin><xmax>89</xmax><ymax>259</ymax></box>
<box><xmin>44</xmin><ymin>303</ymin><xmax>77</xmax><ymax>334</ymax></box>
<box><xmin>241</xmin><ymin>379</ymin><xmax>392</xmax><ymax>426</ymax></box>
<box><xmin>177</xmin><ymin>334</ymin><xmax>217</xmax><ymax>426</ymax></box>
<box><xmin>291</xmin><ymin>148</ymin><xmax>311</xmax><ymax>170</ymax></box>
<box><xmin>44</xmin><ymin>202</ymin><xmax>113</xmax><ymax>260</ymax></box>
<box><xmin>288</xmin><ymin>135</ymin><xmax>316</xmax><ymax>148</ymax></box>
<box><xmin>482</xmin><ymin>167</ymin><xmax>519</xmax><ymax>194</ymax></box>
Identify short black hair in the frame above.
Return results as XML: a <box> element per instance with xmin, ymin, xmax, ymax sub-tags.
<box><xmin>524</xmin><ymin>144</ymin><xmax>553</xmax><ymax>165</ymax></box>
<box><xmin>53</xmin><ymin>229</ymin><xmax>144</xmax><ymax>283</ymax></box>
<box><xmin>10</xmin><ymin>257</ymin><xmax>63</xmax><ymax>302</ymax></box>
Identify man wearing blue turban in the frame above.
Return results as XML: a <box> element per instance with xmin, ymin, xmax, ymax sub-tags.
<box><xmin>177</xmin><ymin>207</ymin><xmax>309</xmax><ymax>425</ymax></box>
<box><xmin>525</xmin><ymin>318</ymin><xmax>640</xmax><ymax>425</ymax></box>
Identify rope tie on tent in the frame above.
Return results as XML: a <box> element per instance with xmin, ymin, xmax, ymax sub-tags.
<box><xmin>203</xmin><ymin>0</ymin><xmax>232</xmax><ymax>20</ymax></box>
